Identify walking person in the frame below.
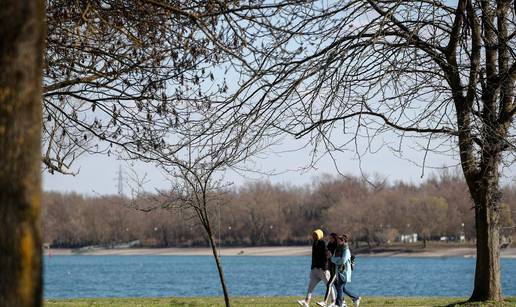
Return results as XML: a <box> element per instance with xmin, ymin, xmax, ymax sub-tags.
<box><xmin>297</xmin><ymin>229</ymin><xmax>335</xmax><ymax>307</ymax></box>
<box><xmin>331</xmin><ymin>235</ymin><xmax>361</xmax><ymax>307</ymax></box>
<box><xmin>317</xmin><ymin>233</ymin><xmax>339</xmax><ymax>307</ymax></box>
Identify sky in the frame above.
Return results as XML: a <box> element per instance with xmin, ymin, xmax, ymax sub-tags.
<box><xmin>42</xmin><ymin>0</ymin><xmax>515</xmax><ymax>195</ymax></box>
<box><xmin>42</xmin><ymin>131</ymin><xmax>516</xmax><ymax>195</ymax></box>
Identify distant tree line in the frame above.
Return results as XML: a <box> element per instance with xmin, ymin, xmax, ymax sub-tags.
<box><xmin>43</xmin><ymin>173</ymin><xmax>515</xmax><ymax>249</ymax></box>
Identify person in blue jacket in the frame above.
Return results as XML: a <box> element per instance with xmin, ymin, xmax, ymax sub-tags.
<box><xmin>331</xmin><ymin>235</ymin><xmax>361</xmax><ymax>307</ymax></box>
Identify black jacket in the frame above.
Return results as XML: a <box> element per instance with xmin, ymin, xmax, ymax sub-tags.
<box><xmin>326</xmin><ymin>241</ymin><xmax>337</xmax><ymax>271</ymax></box>
<box><xmin>327</xmin><ymin>241</ymin><xmax>337</xmax><ymax>255</ymax></box>
<box><xmin>311</xmin><ymin>240</ymin><xmax>327</xmax><ymax>270</ymax></box>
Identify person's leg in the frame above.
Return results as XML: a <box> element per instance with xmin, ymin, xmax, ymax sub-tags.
<box><xmin>328</xmin><ymin>271</ymin><xmax>336</xmax><ymax>304</ymax></box>
<box><xmin>317</xmin><ymin>269</ymin><xmax>336</xmax><ymax>306</ymax></box>
<box><xmin>322</xmin><ymin>271</ymin><xmax>336</xmax><ymax>302</ymax></box>
<box><xmin>305</xmin><ymin>268</ymin><xmax>320</xmax><ymax>303</ymax></box>
<box><xmin>299</xmin><ymin>269</ymin><xmax>317</xmax><ymax>306</ymax></box>
<box><xmin>334</xmin><ymin>277</ymin><xmax>344</xmax><ymax>307</ymax></box>
<box><xmin>325</xmin><ymin>269</ymin><xmax>336</xmax><ymax>304</ymax></box>
<box><xmin>341</xmin><ymin>280</ymin><xmax>359</xmax><ymax>301</ymax></box>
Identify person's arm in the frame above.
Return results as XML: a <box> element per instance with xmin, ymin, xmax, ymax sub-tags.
<box><xmin>341</xmin><ymin>247</ymin><xmax>352</xmax><ymax>272</ymax></box>
<box><xmin>317</xmin><ymin>241</ymin><xmax>327</xmax><ymax>266</ymax></box>
<box><xmin>331</xmin><ymin>254</ymin><xmax>344</xmax><ymax>265</ymax></box>
<box><xmin>325</xmin><ymin>243</ymin><xmax>331</xmax><ymax>259</ymax></box>
<box><xmin>343</xmin><ymin>247</ymin><xmax>351</xmax><ymax>264</ymax></box>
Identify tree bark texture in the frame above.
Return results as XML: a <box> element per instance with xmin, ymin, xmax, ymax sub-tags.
<box><xmin>467</xmin><ymin>135</ymin><xmax>505</xmax><ymax>301</ymax></box>
<box><xmin>0</xmin><ymin>0</ymin><xmax>45</xmax><ymax>306</ymax></box>
<box><xmin>471</xmin><ymin>191</ymin><xmax>502</xmax><ymax>301</ymax></box>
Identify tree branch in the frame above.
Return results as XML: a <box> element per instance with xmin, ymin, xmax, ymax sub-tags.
<box><xmin>294</xmin><ymin>111</ymin><xmax>457</xmax><ymax>139</ymax></box>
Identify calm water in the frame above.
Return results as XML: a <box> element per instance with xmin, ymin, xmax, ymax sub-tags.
<box><xmin>44</xmin><ymin>255</ymin><xmax>516</xmax><ymax>298</ymax></box>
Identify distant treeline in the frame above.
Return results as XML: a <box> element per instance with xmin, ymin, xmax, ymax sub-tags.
<box><xmin>43</xmin><ymin>173</ymin><xmax>516</xmax><ymax>248</ymax></box>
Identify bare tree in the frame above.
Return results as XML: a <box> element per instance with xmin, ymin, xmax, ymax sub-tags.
<box><xmin>162</xmin><ymin>161</ymin><xmax>232</xmax><ymax>306</ymax></box>
<box><xmin>411</xmin><ymin>196</ymin><xmax>449</xmax><ymax>248</ymax></box>
<box><xmin>132</xmin><ymin>164</ymin><xmax>232</xmax><ymax>305</ymax></box>
<box><xmin>167</xmin><ymin>0</ymin><xmax>516</xmax><ymax>301</ymax></box>
<box><xmin>43</xmin><ymin>0</ymin><xmax>235</xmax><ymax>173</ymax></box>
<box><xmin>42</xmin><ymin>1</ymin><xmax>311</xmax><ymax>175</ymax></box>
<box><xmin>0</xmin><ymin>0</ymin><xmax>45</xmax><ymax>305</ymax></box>
<box><xmin>128</xmin><ymin>129</ymin><xmax>260</xmax><ymax>307</ymax></box>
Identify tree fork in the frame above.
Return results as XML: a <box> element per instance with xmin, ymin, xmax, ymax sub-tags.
<box><xmin>0</xmin><ymin>0</ymin><xmax>45</xmax><ymax>306</ymax></box>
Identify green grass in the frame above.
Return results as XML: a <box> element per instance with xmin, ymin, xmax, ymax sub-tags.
<box><xmin>45</xmin><ymin>296</ymin><xmax>516</xmax><ymax>306</ymax></box>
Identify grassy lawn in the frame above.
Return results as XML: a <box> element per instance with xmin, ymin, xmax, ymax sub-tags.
<box><xmin>45</xmin><ymin>296</ymin><xmax>516</xmax><ymax>306</ymax></box>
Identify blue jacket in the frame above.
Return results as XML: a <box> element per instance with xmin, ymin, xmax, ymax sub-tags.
<box><xmin>330</xmin><ymin>245</ymin><xmax>352</xmax><ymax>283</ymax></box>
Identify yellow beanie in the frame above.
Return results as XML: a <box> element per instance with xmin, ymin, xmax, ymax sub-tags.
<box><xmin>313</xmin><ymin>229</ymin><xmax>324</xmax><ymax>240</ymax></box>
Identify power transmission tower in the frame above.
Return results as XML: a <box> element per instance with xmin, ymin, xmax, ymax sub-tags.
<box><xmin>115</xmin><ymin>165</ymin><xmax>124</xmax><ymax>196</ymax></box>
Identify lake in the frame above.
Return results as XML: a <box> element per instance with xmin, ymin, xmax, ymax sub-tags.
<box><xmin>44</xmin><ymin>256</ymin><xmax>516</xmax><ymax>298</ymax></box>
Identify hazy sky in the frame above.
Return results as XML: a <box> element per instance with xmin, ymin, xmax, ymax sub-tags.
<box><xmin>42</xmin><ymin>132</ymin><xmax>515</xmax><ymax>195</ymax></box>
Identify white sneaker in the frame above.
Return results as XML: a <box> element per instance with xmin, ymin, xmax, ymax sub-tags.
<box><xmin>297</xmin><ymin>299</ymin><xmax>309</xmax><ymax>307</ymax></box>
<box><xmin>353</xmin><ymin>297</ymin><xmax>361</xmax><ymax>307</ymax></box>
<box><xmin>316</xmin><ymin>302</ymin><xmax>327</xmax><ymax>307</ymax></box>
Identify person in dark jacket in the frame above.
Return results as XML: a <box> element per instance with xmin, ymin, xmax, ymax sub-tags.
<box><xmin>297</xmin><ymin>229</ymin><xmax>335</xmax><ymax>307</ymax></box>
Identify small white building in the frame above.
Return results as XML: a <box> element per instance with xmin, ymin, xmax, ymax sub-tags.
<box><xmin>399</xmin><ymin>233</ymin><xmax>418</xmax><ymax>243</ymax></box>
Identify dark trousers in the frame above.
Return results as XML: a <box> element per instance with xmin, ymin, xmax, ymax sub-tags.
<box><xmin>335</xmin><ymin>275</ymin><xmax>359</xmax><ymax>306</ymax></box>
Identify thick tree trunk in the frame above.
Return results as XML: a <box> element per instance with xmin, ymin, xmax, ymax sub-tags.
<box><xmin>0</xmin><ymin>1</ymin><xmax>45</xmax><ymax>306</ymax></box>
<box><xmin>207</xmin><ymin>228</ymin><xmax>231</xmax><ymax>307</ymax></box>
<box><xmin>470</xmin><ymin>197</ymin><xmax>501</xmax><ymax>301</ymax></box>
<box><xmin>469</xmin><ymin>168</ymin><xmax>502</xmax><ymax>301</ymax></box>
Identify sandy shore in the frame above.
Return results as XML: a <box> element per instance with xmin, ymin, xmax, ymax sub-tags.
<box><xmin>47</xmin><ymin>246</ymin><xmax>516</xmax><ymax>258</ymax></box>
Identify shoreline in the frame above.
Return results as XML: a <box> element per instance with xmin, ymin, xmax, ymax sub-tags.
<box><xmin>45</xmin><ymin>296</ymin><xmax>516</xmax><ymax>307</ymax></box>
<box><xmin>47</xmin><ymin>246</ymin><xmax>516</xmax><ymax>258</ymax></box>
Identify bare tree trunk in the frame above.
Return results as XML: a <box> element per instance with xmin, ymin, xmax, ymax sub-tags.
<box><xmin>0</xmin><ymin>0</ymin><xmax>45</xmax><ymax>306</ymax></box>
<box><xmin>206</xmin><ymin>227</ymin><xmax>231</xmax><ymax>307</ymax></box>
<box><xmin>469</xmin><ymin>160</ymin><xmax>502</xmax><ymax>301</ymax></box>
<box><xmin>471</xmin><ymin>198</ymin><xmax>501</xmax><ymax>301</ymax></box>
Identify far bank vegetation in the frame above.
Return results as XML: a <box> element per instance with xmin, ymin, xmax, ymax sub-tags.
<box><xmin>43</xmin><ymin>173</ymin><xmax>515</xmax><ymax>249</ymax></box>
